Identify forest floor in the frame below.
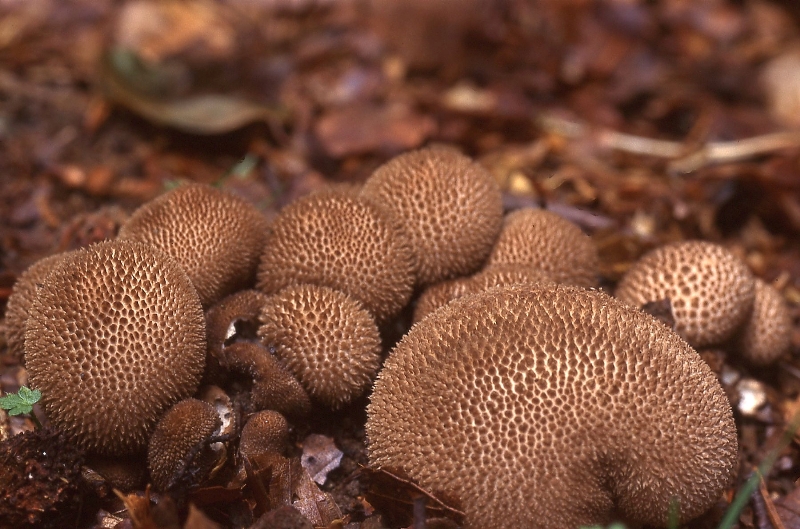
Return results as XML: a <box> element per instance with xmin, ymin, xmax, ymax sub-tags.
<box><xmin>4</xmin><ymin>0</ymin><xmax>800</xmax><ymax>528</ymax></box>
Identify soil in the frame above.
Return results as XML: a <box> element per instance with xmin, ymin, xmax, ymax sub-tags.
<box><xmin>3</xmin><ymin>1</ymin><xmax>800</xmax><ymax>528</ymax></box>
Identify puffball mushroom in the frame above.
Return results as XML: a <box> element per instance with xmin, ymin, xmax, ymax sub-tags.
<box><xmin>118</xmin><ymin>183</ymin><xmax>270</xmax><ymax>307</ymax></box>
<box><xmin>257</xmin><ymin>190</ymin><xmax>415</xmax><ymax>323</ymax></box>
<box><xmin>361</xmin><ymin>145</ymin><xmax>503</xmax><ymax>286</ymax></box>
<box><xmin>413</xmin><ymin>263</ymin><xmax>554</xmax><ymax>323</ymax></box>
<box><xmin>486</xmin><ymin>207</ymin><xmax>600</xmax><ymax>287</ymax></box>
<box><xmin>218</xmin><ymin>342</ymin><xmax>311</xmax><ymax>417</ymax></box>
<box><xmin>147</xmin><ymin>398</ymin><xmax>222</xmax><ymax>492</ymax></box>
<box><xmin>738</xmin><ymin>278</ymin><xmax>793</xmax><ymax>366</ymax></box>
<box><xmin>258</xmin><ymin>284</ymin><xmax>382</xmax><ymax>409</ymax></box>
<box><xmin>367</xmin><ymin>284</ymin><xmax>737</xmax><ymax>529</ymax></box>
<box><xmin>615</xmin><ymin>240</ymin><xmax>755</xmax><ymax>348</ymax></box>
<box><xmin>5</xmin><ymin>251</ymin><xmax>74</xmax><ymax>360</ymax></box>
<box><xmin>25</xmin><ymin>240</ymin><xmax>206</xmax><ymax>456</ymax></box>
<box><xmin>239</xmin><ymin>410</ymin><xmax>290</xmax><ymax>459</ymax></box>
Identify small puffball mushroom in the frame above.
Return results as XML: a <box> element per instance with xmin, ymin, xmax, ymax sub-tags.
<box><xmin>486</xmin><ymin>208</ymin><xmax>599</xmax><ymax>287</ymax></box>
<box><xmin>147</xmin><ymin>398</ymin><xmax>222</xmax><ymax>492</ymax></box>
<box><xmin>361</xmin><ymin>145</ymin><xmax>503</xmax><ymax>285</ymax></box>
<box><xmin>239</xmin><ymin>410</ymin><xmax>290</xmax><ymax>459</ymax></box>
<box><xmin>25</xmin><ymin>240</ymin><xmax>206</xmax><ymax>456</ymax></box>
<box><xmin>413</xmin><ymin>263</ymin><xmax>554</xmax><ymax>323</ymax></box>
<box><xmin>615</xmin><ymin>240</ymin><xmax>755</xmax><ymax>348</ymax></box>
<box><xmin>258</xmin><ymin>284</ymin><xmax>382</xmax><ymax>409</ymax></box>
<box><xmin>5</xmin><ymin>251</ymin><xmax>75</xmax><ymax>360</ymax></box>
<box><xmin>118</xmin><ymin>183</ymin><xmax>270</xmax><ymax>307</ymax></box>
<box><xmin>368</xmin><ymin>284</ymin><xmax>737</xmax><ymax>529</ymax></box>
<box><xmin>738</xmin><ymin>279</ymin><xmax>793</xmax><ymax>366</ymax></box>
<box><xmin>257</xmin><ymin>190</ymin><xmax>415</xmax><ymax>323</ymax></box>
<box><xmin>219</xmin><ymin>342</ymin><xmax>311</xmax><ymax>417</ymax></box>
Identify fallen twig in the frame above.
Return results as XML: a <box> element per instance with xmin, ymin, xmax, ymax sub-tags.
<box><xmin>536</xmin><ymin>113</ymin><xmax>800</xmax><ymax>174</ymax></box>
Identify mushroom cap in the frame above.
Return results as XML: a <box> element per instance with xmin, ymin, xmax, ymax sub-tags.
<box><xmin>25</xmin><ymin>240</ymin><xmax>206</xmax><ymax>456</ymax></box>
<box><xmin>239</xmin><ymin>410</ymin><xmax>290</xmax><ymax>459</ymax></box>
<box><xmin>257</xmin><ymin>190</ymin><xmax>415</xmax><ymax>323</ymax></box>
<box><xmin>147</xmin><ymin>398</ymin><xmax>222</xmax><ymax>492</ymax></box>
<box><xmin>360</xmin><ymin>145</ymin><xmax>503</xmax><ymax>286</ymax></box>
<box><xmin>258</xmin><ymin>284</ymin><xmax>382</xmax><ymax>409</ymax></box>
<box><xmin>413</xmin><ymin>263</ymin><xmax>554</xmax><ymax>323</ymax></box>
<box><xmin>219</xmin><ymin>342</ymin><xmax>311</xmax><ymax>417</ymax></box>
<box><xmin>367</xmin><ymin>284</ymin><xmax>737</xmax><ymax>529</ymax></box>
<box><xmin>738</xmin><ymin>278</ymin><xmax>792</xmax><ymax>366</ymax></box>
<box><xmin>86</xmin><ymin>455</ymin><xmax>148</xmax><ymax>492</ymax></box>
<box><xmin>5</xmin><ymin>251</ymin><xmax>74</xmax><ymax>361</ymax></box>
<box><xmin>485</xmin><ymin>208</ymin><xmax>599</xmax><ymax>287</ymax></box>
<box><xmin>118</xmin><ymin>183</ymin><xmax>270</xmax><ymax>307</ymax></box>
<box><xmin>615</xmin><ymin>240</ymin><xmax>755</xmax><ymax>347</ymax></box>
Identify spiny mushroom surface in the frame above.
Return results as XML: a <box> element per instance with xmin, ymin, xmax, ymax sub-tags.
<box><xmin>258</xmin><ymin>284</ymin><xmax>382</xmax><ymax>409</ymax></box>
<box><xmin>738</xmin><ymin>278</ymin><xmax>792</xmax><ymax>366</ymax></box>
<box><xmin>615</xmin><ymin>240</ymin><xmax>755</xmax><ymax>348</ymax></box>
<box><xmin>118</xmin><ymin>183</ymin><xmax>270</xmax><ymax>307</ymax></box>
<box><xmin>257</xmin><ymin>190</ymin><xmax>415</xmax><ymax>323</ymax></box>
<box><xmin>25</xmin><ymin>240</ymin><xmax>206</xmax><ymax>456</ymax></box>
<box><xmin>360</xmin><ymin>145</ymin><xmax>503</xmax><ymax>286</ymax></box>
<box><xmin>5</xmin><ymin>251</ymin><xmax>75</xmax><ymax>360</ymax></box>
<box><xmin>413</xmin><ymin>263</ymin><xmax>554</xmax><ymax>323</ymax></box>
<box><xmin>485</xmin><ymin>207</ymin><xmax>599</xmax><ymax>287</ymax></box>
<box><xmin>147</xmin><ymin>398</ymin><xmax>222</xmax><ymax>492</ymax></box>
<box><xmin>367</xmin><ymin>284</ymin><xmax>737</xmax><ymax>529</ymax></box>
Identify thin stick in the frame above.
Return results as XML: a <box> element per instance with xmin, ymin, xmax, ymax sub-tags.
<box><xmin>536</xmin><ymin>114</ymin><xmax>800</xmax><ymax>173</ymax></box>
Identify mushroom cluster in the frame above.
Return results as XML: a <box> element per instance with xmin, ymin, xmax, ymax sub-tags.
<box><xmin>616</xmin><ymin>240</ymin><xmax>792</xmax><ymax>365</ymax></box>
<box><xmin>4</xmin><ymin>145</ymin><xmax>787</xmax><ymax>527</ymax></box>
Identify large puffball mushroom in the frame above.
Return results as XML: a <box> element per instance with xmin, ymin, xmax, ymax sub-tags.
<box><xmin>5</xmin><ymin>251</ymin><xmax>75</xmax><ymax>360</ymax></box>
<box><xmin>258</xmin><ymin>284</ymin><xmax>382</xmax><ymax>409</ymax></box>
<box><xmin>25</xmin><ymin>240</ymin><xmax>206</xmax><ymax>456</ymax></box>
<box><xmin>413</xmin><ymin>263</ymin><xmax>554</xmax><ymax>323</ymax></box>
<box><xmin>147</xmin><ymin>398</ymin><xmax>222</xmax><ymax>492</ymax></box>
<box><xmin>485</xmin><ymin>208</ymin><xmax>599</xmax><ymax>287</ymax></box>
<box><xmin>367</xmin><ymin>284</ymin><xmax>737</xmax><ymax>529</ymax></box>
<box><xmin>118</xmin><ymin>183</ymin><xmax>270</xmax><ymax>307</ymax></box>
<box><xmin>361</xmin><ymin>145</ymin><xmax>503</xmax><ymax>286</ymax></box>
<box><xmin>257</xmin><ymin>190</ymin><xmax>415</xmax><ymax>323</ymax></box>
<box><xmin>738</xmin><ymin>278</ymin><xmax>793</xmax><ymax>366</ymax></box>
<box><xmin>615</xmin><ymin>240</ymin><xmax>755</xmax><ymax>348</ymax></box>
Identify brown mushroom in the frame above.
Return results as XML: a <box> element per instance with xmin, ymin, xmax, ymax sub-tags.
<box><xmin>367</xmin><ymin>284</ymin><xmax>737</xmax><ymax>528</ymax></box>
<box><xmin>258</xmin><ymin>284</ymin><xmax>382</xmax><ymax>409</ymax></box>
<box><xmin>361</xmin><ymin>145</ymin><xmax>503</xmax><ymax>285</ymax></box>
<box><xmin>738</xmin><ymin>278</ymin><xmax>792</xmax><ymax>366</ymax></box>
<box><xmin>413</xmin><ymin>263</ymin><xmax>554</xmax><ymax>323</ymax></box>
<box><xmin>118</xmin><ymin>183</ymin><xmax>270</xmax><ymax>307</ymax></box>
<box><xmin>485</xmin><ymin>208</ymin><xmax>599</xmax><ymax>287</ymax></box>
<box><xmin>615</xmin><ymin>240</ymin><xmax>755</xmax><ymax>348</ymax></box>
<box><xmin>219</xmin><ymin>342</ymin><xmax>311</xmax><ymax>417</ymax></box>
<box><xmin>206</xmin><ymin>290</ymin><xmax>271</xmax><ymax>358</ymax></box>
<box><xmin>239</xmin><ymin>410</ymin><xmax>290</xmax><ymax>460</ymax></box>
<box><xmin>4</xmin><ymin>251</ymin><xmax>75</xmax><ymax>360</ymax></box>
<box><xmin>147</xmin><ymin>398</ymin><xmax>223</xmax><ymax>492</ymax></box>
<box><xmin>257</xmin><ymin>190</ymin><xmax>415</xmax><ymax>323</ymax></box>
<box><xmin>25</xmin><ymin>240</ymin><xmax>206</xmax><ymax>456</ymax></box>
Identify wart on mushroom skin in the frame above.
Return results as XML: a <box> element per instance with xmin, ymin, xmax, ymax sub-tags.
<box><xmin>368</xmin><ymin>284</ymin><xmax>737</xmax><ymax>529</ymax></box>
